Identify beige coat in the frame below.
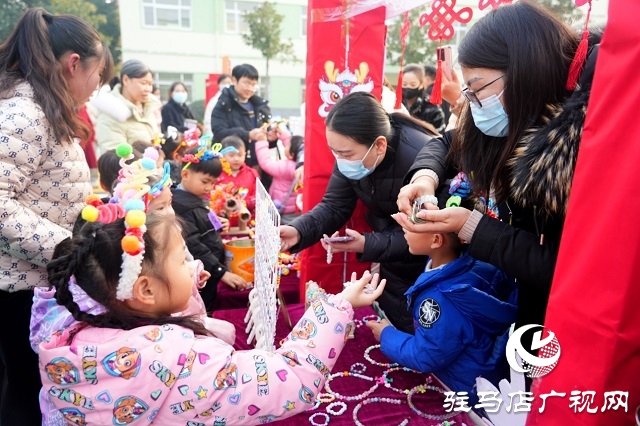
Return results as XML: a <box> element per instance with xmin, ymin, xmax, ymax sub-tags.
<box><xmin>94</xmin><ymin>83</ymin><xmax>161</xmax><ymax>152</ymax></box>
<box><xmin>0</xmin><ymin>82</ymin><xmax>92</xmax><ymax>292</ymax></box>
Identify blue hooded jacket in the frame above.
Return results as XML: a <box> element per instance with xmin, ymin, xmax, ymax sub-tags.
<box><xmin>379</xmin><ymin>252</ymin><xmax>517</xmax><ymax>405</ymax></box>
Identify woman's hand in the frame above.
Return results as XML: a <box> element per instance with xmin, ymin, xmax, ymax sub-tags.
<box><xmin>279</xmin><ymin>225</ymin><xmax>301</xmax><ymax>252</ymax></box>
<box><xmin>320</xmin><ymin>228</ymin><xmax>365</xmax><ymax>254</ymax></box>
<box><xmin>367</xmin><ymin>318</ymin><xmax>392</xmax><ymax>342</ymax></box>
<box><xmin>441</xmin><ymin>69</ymin><xmax>463</xmax><ymax>106</ymax></box>
<box><xmin>396</xmin><ymin>177</ymin><xmax>437</xmax><ymax>215</ymax></box>
<box><xmin>391</xmin><ymin>206</ymin><xmax>471</xmax><ymax>234</ymax></box>
<box><xmin>221</xmin><ymin>271</ymin><xmax>248</xmax><ymax>290</ymax></box>
<box><xmin>340</xmin><ymin>271</ymin><xmax>386</xmax><ymax>309</ymax></box>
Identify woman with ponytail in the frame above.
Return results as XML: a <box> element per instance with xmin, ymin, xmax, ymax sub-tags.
<box><xmin>39</xmin><ymin>211</ymin><xmax>384</xmax><ymax>425</ymax></box>
<box><xmin>0</xmin><ymin>7</ymin><xmax>112</xmax><ymax>423</ymax></box>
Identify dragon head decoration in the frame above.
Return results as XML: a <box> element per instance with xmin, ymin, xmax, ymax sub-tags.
<box><xmin>318</xmin><ymin>61</ymin><xmax>374</xmax><ymax>117</ymax></box>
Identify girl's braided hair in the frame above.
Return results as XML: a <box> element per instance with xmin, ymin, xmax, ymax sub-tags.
<box><xmin>47</xmin><ymin>213</ymin><xmax>209</xmax><ymax>335</ymax></box>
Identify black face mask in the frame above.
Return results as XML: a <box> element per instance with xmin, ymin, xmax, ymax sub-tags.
<box><xmin>402</xmin><ymin>87</ymin><xmax>421</xmax><ymax>100</ymax></box>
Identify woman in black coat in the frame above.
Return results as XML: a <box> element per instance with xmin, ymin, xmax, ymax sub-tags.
<box><xmin>161</xmin><ymin>81</ymin><xmax>196</xmax><ymax>133</ymax></box>
<box><xmin>395</xmin><ymin>2</ymin><xmax>601</xmax><ymax>336</ymax></box>
<box><xmin>279</xmin><ymin>92</ymin><xmax>440</xmax><ymax>333</ymax></box>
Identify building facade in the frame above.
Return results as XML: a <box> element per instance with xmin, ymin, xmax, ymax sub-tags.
<box><xmin>119</xmin><ymin>0</ymin><xmax>308</xmax><ymax>118</ymax></box>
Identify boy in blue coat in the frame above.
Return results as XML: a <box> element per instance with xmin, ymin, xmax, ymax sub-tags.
<box><xmin>367</xmin><ymin>227</ymin><xmax>517</xmax><ymax>405</ymax></box>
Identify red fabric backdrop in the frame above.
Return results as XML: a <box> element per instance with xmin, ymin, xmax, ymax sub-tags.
<box><xmin>527</xmin><ymin>0</ymin><xmax>640</xmax><ymax>423</ymax></box>
<box><xmin>300</xmin><ymin>3</ymin><xmax>387</xmax><ymax>296</ymax></box>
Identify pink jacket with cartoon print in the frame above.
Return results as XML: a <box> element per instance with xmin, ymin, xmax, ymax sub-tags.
<box><xmin>38</xmin><ymin>295</ymin><xmax>354</xmax><ymax>425</ymax></box>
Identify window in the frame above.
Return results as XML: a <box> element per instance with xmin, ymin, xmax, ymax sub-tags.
<box><xmin>301</xmin><ymin>6</ymin><xmax>307</xmax><ymax>37</ymax></box>
<box><xmin>225</xmin><ymin>1</ymin><xmax>255</xmax><ymax>33</ymax></box>
<box><xmin>143</xmin><ymin>0</ymin><xmax>192</xmax><ymax>29</ymax></box>
<box><xmin>154</xmin><ymin>72</ymin><xmax>194</xmax><ymax>102</ymax></box>
<box><xmin>453</xmin><ymin>22</ymin><xmax>469</xmax><ymax>47</ymax></box>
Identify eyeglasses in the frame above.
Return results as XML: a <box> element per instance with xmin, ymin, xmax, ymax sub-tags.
<box><xmin>462</xmin><ymin>75</ymin><xmax>505</xmax><ymax>108</ymax></box>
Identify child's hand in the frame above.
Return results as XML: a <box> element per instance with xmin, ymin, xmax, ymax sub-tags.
<box><xmin>339</xmin><ymin>271</ymin><xmax>386</xmax><ymax>309</ymax></box>
<box><xmin>221</xmin><ymin>271</ymin><xmax>248</xmax><ymax>290</ymax></box>
<box><xmin>218</xmin><ymin>216</ymin><xmax>230</xmax><ymax>232</ymax></box>
<box><xmin>198</xmin><ymin>270</ymin><xmax>211</xmax><ymax>287</ymax></box>
<box><xmin>366</xmin><ymin>318</ymin><xmax>391</xmax><ymax>342</ymax></box>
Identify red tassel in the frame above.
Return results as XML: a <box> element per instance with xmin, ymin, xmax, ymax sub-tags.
<box><xmin>429</xmin><ymin>40</ymin><xmax>443</xmax><ymax>105</ymax></box>
<box><xmin>395</xmin><ymin>12</ymin><xmax>411</xmax><ymax>110</ymax></box>
<box><xmin>566</xmin><ymin>1</ymin><xmax>592</xmax><ymax>90</ymax></box>
<box><xmin>394</xmin><ymin>70</ymin><xmax>404</xmax><ymax>110</ymax></box>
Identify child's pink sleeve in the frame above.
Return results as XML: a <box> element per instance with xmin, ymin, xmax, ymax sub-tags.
<box><xmin>173</xmin><ymin>294</ymin><xmax>354</xmax><ymax>423</ymax></box>
<box><xmin>255</xmin><ymin>140</ymin><xmax>292</xmax><ymax>179</ymax></box>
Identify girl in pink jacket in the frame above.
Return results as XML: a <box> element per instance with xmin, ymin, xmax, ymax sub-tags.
<box><xmin>255</xmin><ymin>131</ymin><xmax>303</xmax><ymax>215</ymax></box>
<box><xmin>38</xmin><ymin>210</ymin><xmax>384</xmax><ymax>425</ymax></box>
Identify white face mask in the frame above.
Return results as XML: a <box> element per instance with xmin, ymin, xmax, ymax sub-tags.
<box><xmin>469</xmin><ymin>90</ymin><xmax>509</xmax><ymax>137</ymax></box>
<box><xmin>172</xmin><ymin>92</ymin><xmax>188</xmax><ymax>104</ymax></box>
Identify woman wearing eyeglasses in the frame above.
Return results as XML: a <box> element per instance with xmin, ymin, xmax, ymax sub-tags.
<box><xmin>395</xmin><ymin>2</ymin><xmax>601</xmax><ymax>334</ymax></box>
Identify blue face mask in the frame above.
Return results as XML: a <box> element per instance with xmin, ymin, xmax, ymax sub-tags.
<box><xmin>334</xmin><ymin>142</ymin><xmax>380</xmax><ymax>180</ymax></box>
<box><xmin>469</xmin><ymin>91</ymin><xmax>509</xmax><ymax>137</ymax></box>
<box><xmin>172</xmin><ymin>92</ymin><xmax>188</xmax><ymax>104</ymax></box>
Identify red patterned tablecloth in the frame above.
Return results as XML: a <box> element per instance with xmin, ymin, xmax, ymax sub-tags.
<box><xmin>213</xmin><ymin>303</ymin><xmax>474</xmax><ymax>425</ymax></box>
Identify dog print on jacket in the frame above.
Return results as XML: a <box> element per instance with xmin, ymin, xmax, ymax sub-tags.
<box><xmin>38</xmin><ymin>295</ymin><xmax>355</xmax><ymax>424</ymax></box>
<box><xmin>101</xmin><ymin>347</ymin><xmax>141</xmax><ymax>379</ymax></box>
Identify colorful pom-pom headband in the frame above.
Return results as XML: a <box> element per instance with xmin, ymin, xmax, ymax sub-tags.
<box><xmin>182</xmin><ymin>145</ymin><xmax>238</xmax><ymax>170</ymax></box>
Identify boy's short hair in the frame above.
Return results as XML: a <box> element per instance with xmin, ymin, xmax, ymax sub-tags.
<box><xmin>132</xmin><ymin>140</ymin><xmax>153</xmax><ymax>158</ymax></box>
<box><xmin>232</xmin><ymin>64</ymin><xmax>259</xmax><ymax>81</ymax></box>
<box><xmin>97</xmin><ymin>148</ymin><xmax>142</xmax><ymax>194</ymax></box>
<box><xmin>182</xmin><ymin>147</ymin><xmax>222</xmax><ymax>178</ymax></box>
<box><xmin>161</xmin><ymin>132</ymin><xmax>186</xmax><ymax>161</ymax></box>
<box><xmin>220</xmin><ymin>135</ymin><xmax>245</xmax><ymax>152</ymax></box>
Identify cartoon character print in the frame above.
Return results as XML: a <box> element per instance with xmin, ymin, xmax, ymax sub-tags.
<box><xmin>60</xmin><ymin>407</ymin><xmax>87</xmax><ymax>425</ymax></box>
<box><xmin>178</xmin><ymin>349</ymin><xmax>196</xmax><ymax>378</ymax></box>
<box><xmin>214</xmin><ymin>363</ymin><xmax>237</xmax><ymax>390</ymax></box>
<box><xmin>290</xmin><ymin>319</ymin><xmax>317</xmax><ymax>341</ymax></box>
<box><xmin>298</xmin><ymin>385</ymin><xmax>314</xmax><ymax>404</ymax></box>
<box><xmin>112</xmin><ymin>396</ymin><xmax>149</xmax><ymax>425</ymax></box>
<box><xmin>101</xmin><ymin>347</ymin><xmax>141</xmax><ymax>380</ymax></box>
<box><xmin>281</xmin><ymin>350</ymin><xmax>301</xmax><ymax>367</ymax></box>
<box><xmin>213</xmin><ymin>416</ymin><xmax>227</xmax><ymax>426</ymax></box>
<box><xmin>44</xmin><ymin>357</ymin><xmax>80</xmax><ymax>385</ymax></box>
<box><xmin>258</xmin><ymin>414</ymin><xmax>279</xmax><ymax>423</ymax></box>
<box><xmin>143</xmin><ymin>327</ymin><xmax>163</xmax><ymax>342</ymax></box>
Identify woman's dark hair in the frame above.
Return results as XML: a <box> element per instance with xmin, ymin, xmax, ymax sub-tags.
<box><xmin>403</xmin><ymin>63</ymin><xmax>426</xmax><ymax>83</ymax></box>
<box><xmin>217</xmin><ymin>73</ymin><xmax>231</xmax><ymax>85</ymax></box>
<box><xmin>183</xmin><ymin>146</ymin><xmax>222</xmax><ymax>178</ymax></box>
<box><xmin>289</xmin><ymin>136</ymin><xmax>304</xmax><ymax>162</ymax></box>
<box><xmin>451</xmin><ymin>1</ymin><xmax>579</xmax><ymax>201</ymax></box>
<box><xmin>231</xmin><ymin>63</ymin><xmax>259</xmax><ymax>81</ymax></box>
<box><xmin>47</xmin><ymin>213</ymin><xmax>210</xmax><ymax>335</ymax></box>
<box><xmin>325</xmin><ymin>92</ymin><xmax>437</xmax><ymax>147</ymax></box>
<box><xmin>168</xmin><ymin>81</ymin><xmax>187</xmax><ymax>96</ymax></box>
<box><xmin>0</xmin><ymin>8</ymin><xmax>113</xmax><ymax>142</ymax></box>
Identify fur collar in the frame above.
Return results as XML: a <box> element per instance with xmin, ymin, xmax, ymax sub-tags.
<box><xmin>508</xmin><ymin>45</ymin><xmax>599</xmax><ymax>219</ymax></box>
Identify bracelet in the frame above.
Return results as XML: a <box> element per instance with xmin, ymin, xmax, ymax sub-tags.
<box><xmin>309</xmin><ymin>412</ymin><xmax>330</xmax><ymax>425</ymax></box>
<box><xmin>324</xmin><ymin>371</ymin><xmax>379</xmax><ymax>401</ymax></box>
<box><xmin>350</xmin><ymin>362</ymin><xmax>367</xmax><ymax>374</ymax></box>
<box><xmin>352</xmin><ymin>397</ymin><xmax>409</xmax><ymax>426</ymax></box>
<box><xmin>363</xmin><ymin>344</ymin><xmax>398</xmax><ymax>368</ymax></box>
<box><xmin>361</xmin><ymin>314</ymin><xmax>379</xmax><ymax>323</ymax></box>
<box><xmin>382</xmin><ymin>366</ymin><xmax>422</xmax><ymax>394</ymax></box>
<box><xmin>415</xmin><ymin>195</ymin><xmax>439</xmax><ymax>207</ymax></box>
<box><xmin>316</xmin><ymin>393</ymin><xmax>336</xmax><ymax>403</ymax></box>
<box><xmin>306</xmin><ymin>397</ymin><xmax>322</xmax><ymax>412</ymax></box>
<box><xmin>407</xmin><ymin>384</ymin><xmax>458</xmax><ymax>421</ymax></box>
<box><xmin>326</xmin><ymin>401</ymin><xmax>347</xmax><ymax>416</ymax></box>
<box><xmin>353</xmin><ymin>319</ymin><xmax>364</xmax><ymax>328</ymax></box>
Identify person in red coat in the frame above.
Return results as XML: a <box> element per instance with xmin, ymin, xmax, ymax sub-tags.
<box><xmin>216</xmin><ymin>135</ymin><xmax>260</xmax><ymax>220</ymax></box>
